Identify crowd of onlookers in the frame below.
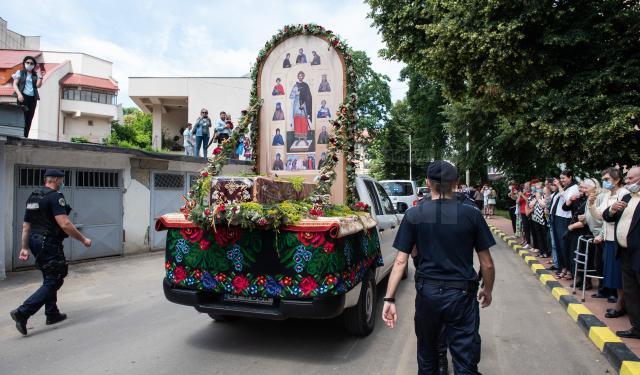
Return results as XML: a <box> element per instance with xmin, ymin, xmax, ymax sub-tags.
<box><xmin>182</xmin><ymin>108</ymin><xmax>251</xmax><ymax>160</ymax></box>
<box><xmin>499</xmin><ymin>166</ymin><xmax>640</xmax><ymax>340</ymax></box>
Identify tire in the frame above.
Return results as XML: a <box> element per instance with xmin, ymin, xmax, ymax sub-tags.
<box><xmin>343</xmin><ymin>270</ymin><xmax>376</xmax><ymax>336</ymax></box>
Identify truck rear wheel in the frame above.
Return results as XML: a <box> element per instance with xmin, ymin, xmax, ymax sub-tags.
<box><xmin>342</xmin><ymin>270</ymin><xmax>376</xmax><ymax>336</ymax></box>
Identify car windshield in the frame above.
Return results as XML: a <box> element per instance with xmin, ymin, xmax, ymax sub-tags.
<box><xmin>381</xmin><ymin>181</ymin><xmax>414</xmax><ymax>197</ymax></box>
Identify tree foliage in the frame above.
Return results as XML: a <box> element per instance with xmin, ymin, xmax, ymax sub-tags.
<box><xmin>351</xmin><ymin>50</ymin><xmax>392</xmax><ymax>135</ymax></box>
<box><xmin>367</xmin><ymin>0</ymin><xmax>640</xmax><ymax>176</ymax></box>
<box><xmin>106</xmin><ymin>108</ymin><xmax>153</xmax><ymax>150</ymax></box>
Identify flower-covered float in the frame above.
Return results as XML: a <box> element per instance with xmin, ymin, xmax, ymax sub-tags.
<box><xmin>156</xmin><ymin>25</ymin><xmax>395</xmax><ymax>336</ymax></box>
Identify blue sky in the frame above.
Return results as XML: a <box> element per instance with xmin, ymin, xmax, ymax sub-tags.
<box><xmin>3</xmin><ymin>0</ymin><xmax>407</xmax><ymax>108</ymax></box>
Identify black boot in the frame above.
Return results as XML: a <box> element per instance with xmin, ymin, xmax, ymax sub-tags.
<box><xmin>46</xmin><ymin>313</ymin><xmax>67</xmax><ymax>325</ymax></box>
<box><xmin>10</xmin><ymin>309</ymin><xmax>28</xmax><ymax>335</ymax></box>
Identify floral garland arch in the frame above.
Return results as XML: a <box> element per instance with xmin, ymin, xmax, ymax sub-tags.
<box><xmin>185</xmin><ymin>24</ymin><xmax>363</xmax><ymax>230</ymax></box>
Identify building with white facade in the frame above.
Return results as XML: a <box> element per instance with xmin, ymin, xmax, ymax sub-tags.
<box><xmin>128</xmin><ymin>76</ymin><xmax>251</xmax><ymax>150</ymax></box>
<box><xmin>0</xmin><ymin>19</ymin><xmax>121</xmax><ymax>143</ymax></box>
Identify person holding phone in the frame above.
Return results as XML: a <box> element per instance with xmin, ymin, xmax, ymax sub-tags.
<box><xmin>12</xmin><ymin>56</ymin><xmax>44</xmax><ymax>138</ymax></box>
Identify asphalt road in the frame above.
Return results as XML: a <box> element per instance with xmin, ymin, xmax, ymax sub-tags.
<box><xmin>0</xmin><ymin>238</ymin><xmax>613</xmax><ymax>375</ymax></box>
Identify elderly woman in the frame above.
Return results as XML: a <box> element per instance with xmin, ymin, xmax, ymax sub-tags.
<box><xmin>529</xmin><ymin>181</ymin><xmax>550</xmax><ymax>258</ymax></box>
<box><xmin>588</xmin><ymin>167</ymin><xmax>628</xmax><ymax>318</ymax></box>
<box><xmin>559</xmin><ymin>178</ymin><xmax>592</xmax><ymax>281</ymax></box>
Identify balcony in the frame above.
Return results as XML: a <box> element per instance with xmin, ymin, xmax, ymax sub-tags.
<box><xmin>60</xmin><ymin>99</ymin><xmax>118</xmax><ymax>119</ymax></box>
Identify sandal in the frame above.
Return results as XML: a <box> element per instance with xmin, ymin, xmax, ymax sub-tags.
<box><xmin>545</xmin><ymin>259</ymin><xmax>553</xmax><ymax>264</ymax></box>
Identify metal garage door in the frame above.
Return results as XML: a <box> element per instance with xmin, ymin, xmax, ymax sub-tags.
<box><xmin>13</xmin><ymin>167</ymin><xmax>123</xmax><ymax>269</ymax></box>
<box><xmin>150</xmin><ymin>171</ymin><xmax>198</xmax><ymax>250</ymax></box>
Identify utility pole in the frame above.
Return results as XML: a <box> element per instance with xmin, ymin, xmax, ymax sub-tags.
<box><xmin>465</xmin><ymin>129</ymin><xmax>470</xmax><ymax>186</ymax></box>
<box><xmin>409</xmin><ymin>134</ymin><xmax>412</xmax><ymax>181</ymax></box>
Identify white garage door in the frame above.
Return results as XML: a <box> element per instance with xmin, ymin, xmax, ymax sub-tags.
<box><xmin>13</xmin><ymin>167</ymin><xmax>123</xmax><ymax>269</ymax></box>
<box><xmin>150</xmin><ymin>171</ymin><xmax>199</xmax><ymax>250</ymax></box>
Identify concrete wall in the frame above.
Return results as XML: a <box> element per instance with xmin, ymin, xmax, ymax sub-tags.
<box><xmin>0</xmin><ymin>140</ymin><xmax>253</xmax><ymax>277</ymax></box>
<box><xmin>0</xmin><ymin>18</ymin><xmax>40</xmax><ymax>50</ymax></box>
<box><xmin>30</xmin><ymin>61</ymin><xmax>72</xmax><ymax>141</ymax></box>
<box><xmin>42</xmin><ymin>52</ymin><xmax>113</xmax><ymax>79</ymax></box>
<box><xmin>62</xmin><ymin>115</ymin><xmax>111</xmax><ymax>143</ymax></box>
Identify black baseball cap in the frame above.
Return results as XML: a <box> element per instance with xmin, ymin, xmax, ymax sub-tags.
<box><xmin>44</xmin><ymin>169</ymin><xmax>65</xmax><ymax>177</ymax></box>
<box><xmin>427</xmin><ymin>160</ymin><xmax>458</xmax><ymax>182</ymax></box>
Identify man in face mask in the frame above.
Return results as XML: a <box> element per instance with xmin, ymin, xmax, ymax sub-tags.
<box><xmin>603</xmin><ymin>166</ymin><xmax>640</xmax><ymax>339</ymax></box>
<box><xmin>9</xmin><ymin>169</ymin><xmax>92</xmax><ymax>336</ymax></box>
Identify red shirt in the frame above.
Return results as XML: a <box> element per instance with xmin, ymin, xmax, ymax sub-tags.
<box><xmin>518</xmin><ymin>192</ymin><xmax>530</xmax><ymax>213</ymax></box>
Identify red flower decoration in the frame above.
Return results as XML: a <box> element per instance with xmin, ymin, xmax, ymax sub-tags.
<box><xmin>297</xmin><ymin>232</ymin><xmax>326</xmax><ymax>248</ymax></box>
<box><xmin>300</xmin><ymin>276</ymin><xmax>318</xmax><ymax>296</ymax></box>
<box><xmin>201</xmin><ymin>171</ymin><xmax>209</xmax><ymax>177</ymax></box>
<box><xmin>281</xmin><ymin>276</ymin><xmax>292</xmax><ymax>286</ymax></box>
<box><xmin>256</xmin><ymin>276</ymin><xmax>266</xmax><ymax>286</ymax></box>
<box><xmin>174</xmin><ymin>266</ymin><xmax>187</xmax><ymax>283</ymax></box>
<box><xmin>309</xmin><ymin>208</ymin><xmax>324</xmax><ymax>217</ymax></box>
<box><xmin>193</xmin><ymin>269</ymin><xmax>202</xmax><ymax>279</ymax></box>
<box><xmin>199</xmin><ymin>238</ymin><xmax>211</xmax><ymax>250</ymax></box>
<box><xmin>215</xmin><ymin>273</ymin><xmax>227</xmax><ymax>282</ymax></box>
<box><xmin>257</xmin><ymin>217</ymin><xmax>269</xmax><ymax>226</ymax></box>
<box><xmin>217</xmin><ymin>203</ymin><xmax>226</xmax><ymax>212</ymax></box>
<box><xmin>180</xmin><ymin>227</ymin><xmax>204</xmax><ymax>242</ymax></box>
<box><xmin>353</xmin><ymin>202</ymin><xmax>370</xmax><ymax>212</ymax></box>
<box><xmin>165</xmin><ymin>261</ymin><xmax>171</xmax><ymax>270</ymax></box>
<box><xmin>323</xmin><ymin>241</ymin><xmax>335</xmax><ymax>254</ymax></box>
<box><xmin>213</xmin><ymin>147</ymin><xmax>222</xmax><ymax>155</ymax></box>
<box><xmin>214</xmin><ymin>226</ymin><xmax>242</xmax><ymax>247</ymax></box>
<box><xmin>325</xmin><ymin>275</ymin><xmax>337</xmax><ymax>285</ymax></box>
<box><xmin>232</xmin><ymin>275</ymin><xmax>250</xmax><ymax>294</ymax></box>
<box><xmin>204</xmin><ymin>208</ymin><xmax>211</xmax><ymax>216</ymax></box>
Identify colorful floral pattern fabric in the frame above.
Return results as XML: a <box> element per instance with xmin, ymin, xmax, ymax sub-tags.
<box><xmin>165</xmin><ymin>226</ymin><xmax>382</xmax><ymax>298</ymax></box>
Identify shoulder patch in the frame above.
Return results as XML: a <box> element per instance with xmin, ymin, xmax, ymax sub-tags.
<box><xmin>58</xmin><ymin>198</ymin><xmax>66</xmax><ymax>207</ymax></box>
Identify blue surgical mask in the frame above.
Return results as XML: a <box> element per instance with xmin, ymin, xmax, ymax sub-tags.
<box><xmin>602</xmin><ymin>181</ymin><xmax>614</xmax><ymax>190</ymax></box>
<box><xmin>531</xmin><ymin>187</ymin><xmax>536</xmax><ymax>193</ymax></box>
<box><xmin>59</xmin><ymin>182</ymin><xmax>65</xmax><ymax>190</ymax></box>
<box><xmin>626</xmin><ymin>182</ymin><xmax>640</xmax><ymax>194</ymax></box>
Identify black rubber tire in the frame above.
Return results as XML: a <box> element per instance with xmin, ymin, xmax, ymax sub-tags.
<box><xmin>342</xmin><ymin>270</ymin><xmax>376</xmax><ymax>337</ymax></box>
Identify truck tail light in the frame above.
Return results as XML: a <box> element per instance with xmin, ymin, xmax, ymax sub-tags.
<box><xmin>412</xmin><ymin>200</ymin><xmax>417</xmax><ymax>206</ymax></box>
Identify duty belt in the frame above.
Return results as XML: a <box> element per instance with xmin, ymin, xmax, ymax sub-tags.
<box><xmin>418</xmin><ymin>278</ymin><xmax>477</xmax><ymax>290</ymax></box>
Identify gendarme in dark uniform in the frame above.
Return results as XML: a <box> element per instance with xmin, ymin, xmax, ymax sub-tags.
<box><xmin>382</xmin><ymin>161</ymin><xmax>496</xmax><ymax>375</ymax></box>
<box><xmin>10</xmin><ymin>169</ymin><xmax>92</xmax><ymax>336</ymax></box>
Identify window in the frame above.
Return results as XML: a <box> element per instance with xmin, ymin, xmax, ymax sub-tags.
<box><xmin>381</xmin><ymin>181</ymin><xmax>415</xmax><ymax>197</ymax></box>
<box><xmin>88</xmin><ymin>120</ymin><xmax>94</xmax><ymax>126</ymax></box>
<box><xmin>375</xmin><ymin>182</ymin><xmax>397</xmax><ymax>215</ymax></box>
<box><xmin>363</xmin><ymin>180</ymin><xmax>383</xmax><ymax>216</ymax></box>
<box><xmin>91</xmin><ymin>91</ymin><xmax>99</xmax><ymax>102</ymax></box>
<box><xmin>99</xmin><ymin>93</ymin><xmax>106</xmax><ymax>104</ymax></box>
<box><xmin>63</xmin><ymin>88</ymin><xmax>117</xmax><ymax>105</ymax></box>
<box><xmin>75</xmin><ymin>170</ymin><xmax>120</xmax><ymax>188</ymax></box>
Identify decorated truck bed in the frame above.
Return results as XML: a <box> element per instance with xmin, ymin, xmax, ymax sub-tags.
<box><xmin>155</xmin><ymin>24</ymin><xmax>402</xmax><ymax>336</ymax></box>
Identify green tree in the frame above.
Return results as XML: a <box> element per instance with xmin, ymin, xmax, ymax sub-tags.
<box><xmin>367</xmin><ymin>0</ymin><xmax>640</xmax><ymax>175</ymax></box>
<box><xmin>351</xmin><ymin>50</ymin><xmax>392</xmax><ymax>136</ymax></box>
<box><xmin>106</xmin><ymin>108</ymin><xmax>153</xmax><ymax>150</ymax></box>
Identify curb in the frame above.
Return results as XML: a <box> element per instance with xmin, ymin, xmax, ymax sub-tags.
<box><xmin>487</xmin><ymin>224</ymin><xmax>640</xmax><ymax>375</ymax></box>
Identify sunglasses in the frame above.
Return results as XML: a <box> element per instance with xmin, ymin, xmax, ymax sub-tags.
<box><xmin>201</xmin><ymin>112</ymin><xmax>208</xmax><ymax>114</ymax></box>
<box><xmin>25</xmin><ymin>61</ymin><xmax>35</xmax><ymax>66</ymax></box>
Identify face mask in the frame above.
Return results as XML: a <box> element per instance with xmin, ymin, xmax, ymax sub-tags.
<box><xmin>531</xmin><ymin>187</ymin><xmax>536</xmax><ymax>193</ymax></box>
<box><xmin>626</xmin><ymin>182</ymin><xmax>640</xmax><ymax>194</ymax></box>
<box><xmin>25</xmin><ymin>64</ymin><xmax>34</xmax><ymax>71</ymax></box>
<box><xmin>59</xmin><ymin>182</ymin><xmax>65</xmax><ymax>190</ymax></box>
<box><xmin>602</xmin><ymin>181</ymin><xmax>614</xmax><ymax>190</ymax></box>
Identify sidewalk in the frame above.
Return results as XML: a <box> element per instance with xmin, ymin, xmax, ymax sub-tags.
<box><xmin>488</xmin><ymin>215</ymin><xmax>640</xmax><ymax>372</ymax></box>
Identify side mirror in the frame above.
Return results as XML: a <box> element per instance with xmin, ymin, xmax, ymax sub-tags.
<box><xmin>397</xmin><ymin>202</ymin><xmax>409</xmax><ymax>214</ymax></box>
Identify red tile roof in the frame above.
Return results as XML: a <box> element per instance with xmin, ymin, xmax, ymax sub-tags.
<box><xmin>60</xmin><ymin>73</ymin><xmax>118</xmax><ymax>92</ymax></box>
<box><xmin>0</xmin><ymin>50</ymin><xmax>42</xmax><ymax>69</ymax></box>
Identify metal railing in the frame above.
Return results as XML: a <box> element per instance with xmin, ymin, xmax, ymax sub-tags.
<box><xmin>572</xmin><ymin>235</ymin><xmax>602</xmax><ymax>302</ymax></box>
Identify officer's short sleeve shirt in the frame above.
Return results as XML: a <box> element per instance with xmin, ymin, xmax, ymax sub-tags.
<box><xmin>24</xmin><ymin>190</ymin><xmax>70</xmax><ymax>223</ymax></box>
<box><xmin>393</xmin><ymin>198</ymin><xmax>495</xmax><ymax>281</ymax></box>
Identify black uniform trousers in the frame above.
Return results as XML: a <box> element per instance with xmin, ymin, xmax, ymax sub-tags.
<box><xmin>415</xmin><ymin>279</ymin><xmax>481</xmax><ymax>375</ymax></box>
<box><xmin>17</xmin><ymin>234</ymin><xmax>67</xmax><ymax>317</ymax></box>
<box><xmin>620</xmin><ymin>247</ymin><xmax>640</xmax><ymax>332</ymax></box>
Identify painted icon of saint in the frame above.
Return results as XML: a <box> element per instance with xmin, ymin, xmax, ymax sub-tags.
<box><xmin>289</xmin><ymin>71</ymin><xmax>312</xmax><ymax>146</ymax></box>
<box><xmin>273</xmin><ymin>102</ymin><xmax>285</xmax><ymax>121</ymax></box>
<box><xmin>318</xmin><ymin>74</ymin><xmax>331</xmax><ymax>93</ymax></box>
<box><xmin>296</xmin><ymin>48</ymin><xmax>307</xmax><ymax>64</ymax></box>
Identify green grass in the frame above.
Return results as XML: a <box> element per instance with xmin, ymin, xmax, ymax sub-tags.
<box><xmin>494</xmin><ymin>209</ymin><xmax>511</xmax><ymax>220</ymax></box>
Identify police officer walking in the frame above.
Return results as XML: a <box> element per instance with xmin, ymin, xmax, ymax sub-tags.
<box><xmin>382</xmin><ymin>161</ymin><xmax>496</xmax><ymax>374</ymax></box>
<box><xmin>10</xmin><ymin>169</ymin><xmax>92</xmax><ymax>335</ymax></box>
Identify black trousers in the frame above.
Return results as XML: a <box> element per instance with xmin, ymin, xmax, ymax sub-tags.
<box><xmin>415</xmin><ymin>280</ymin><xmax>481</xmax><ymax>375</ymax></box>
<box><xmin>531</xmin><ymin>221</ymin><xmax>549</xmax><ymax>256</ymax></box>
<box><xmin>508</xmin><ymin>206</ymin><xmax>517</xmax><ymax>233</ymax></box>
<box><xmin>21</xmin><ymin>94</ymin><xmax>37</xmax><ymax>138</ymax></box>
<box><xmin>620</xmin><ymin>248</ymin><xmax>640</xmax><ymax>332</ymax></box>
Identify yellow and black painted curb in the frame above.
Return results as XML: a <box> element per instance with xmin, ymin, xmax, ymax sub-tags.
<box><xmin>487</xmin><ymin>224</ymin><xmax>640</xmax><ymax>375</ymax></box>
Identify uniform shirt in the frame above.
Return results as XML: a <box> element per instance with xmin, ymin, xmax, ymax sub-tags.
<box><xmin>393</xmin><ymin>198</ymin><xmax>496</xmax><ymax>282</ymax></box>
<box><xmin>24</xmin><ymin>189</ymin><xmax>71</xmax><ymax>236</ymax></box>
